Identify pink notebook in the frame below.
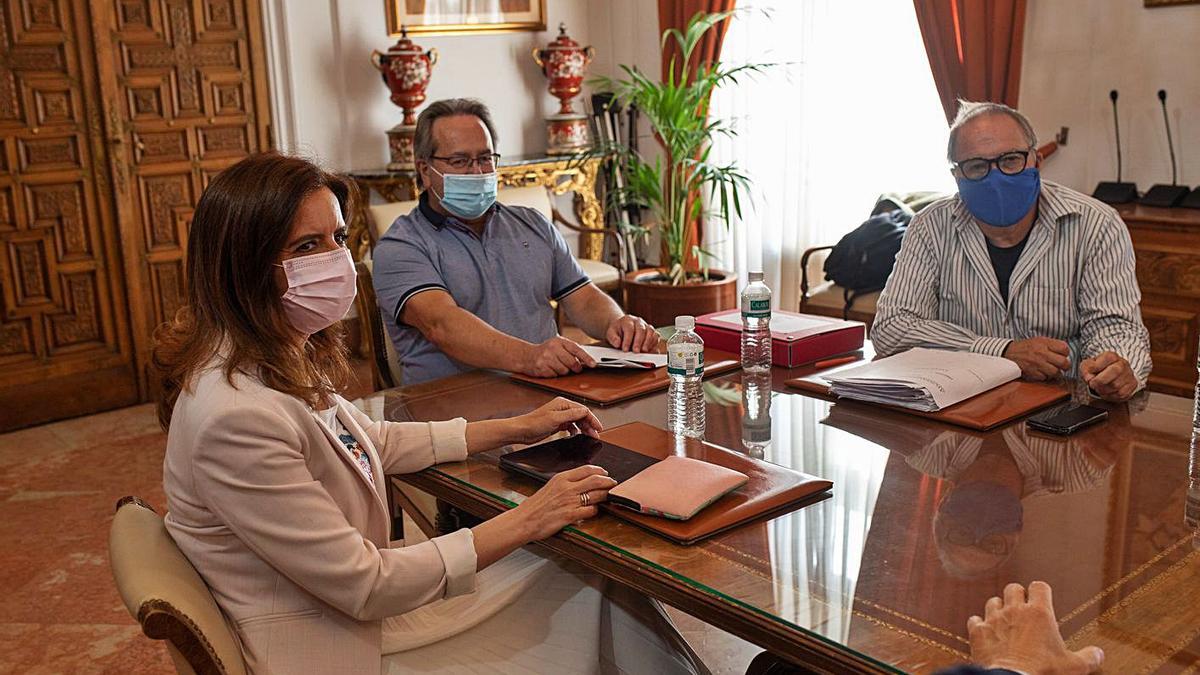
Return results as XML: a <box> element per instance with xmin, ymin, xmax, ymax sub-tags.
<box><xmin>608</xmin><ymin>456</ymin><xmax>749</xmax><ymax>520</ymax></box>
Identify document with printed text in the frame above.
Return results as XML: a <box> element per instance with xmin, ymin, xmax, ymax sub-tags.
<box><xmin>821</xmin><ymin>347</ymin><xmax>1020</xmax><ymax>411</ymax></box>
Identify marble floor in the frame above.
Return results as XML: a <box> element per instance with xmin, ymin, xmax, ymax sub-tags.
<box><xmin>0</xmin><ymin>395</ymin><xmax>760</xmax><ymax>674</ymax></box>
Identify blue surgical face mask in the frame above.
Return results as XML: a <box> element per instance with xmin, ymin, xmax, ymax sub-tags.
<box><xmin>431</xmin><ymin>167</ymin><xmax>497</xmax><ymax>220</ymax></box>
<box><xmin>956</xmin><ymin>167</ymin><xmax>1041</xmax><ymax>227</ymax></box>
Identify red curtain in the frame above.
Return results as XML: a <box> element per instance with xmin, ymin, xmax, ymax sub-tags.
<box><xmin>658</xmin><ymin>0</ymin><xmax>736</xmax><ymax>86</ymax></box>
<box><xmin>913</xmin><ymin>0</ymin><xmax>1028</xmax><ymax>124</ymax></box>
<box><xmin>656</xmin><ymin>0</ymin><xmax>736</xmax><ymax>271</ymax></box>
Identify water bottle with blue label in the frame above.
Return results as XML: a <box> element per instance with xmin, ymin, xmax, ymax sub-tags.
<box><xmin>667</xmin><ymin>315</ymin><xmax>705</xmax><ymax>438</ymax></box>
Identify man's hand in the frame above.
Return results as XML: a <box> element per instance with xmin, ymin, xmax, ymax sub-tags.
<box><xmin>605</xmin><ymin>314</ymin><xmax>661</xmax><ymax>353</ymax></box>
<box><xmin>1003</xmin><ymin>337</ymin><xmax>1070</xmax><ymax>381</ymax></box>
<box><xmin>522</xmin><ymin>336</ymin><xmax>596</xmax><ymax>378</ymax></box>
<box><xmin>1080</xmin><ymin>351</ymin><xmax>1138</xmax><ymax>401</ymax></box>
<box><xmin>967</xmin><ymin>581</ymin><xmax>1103</xmax><ymax>675</ymax></box>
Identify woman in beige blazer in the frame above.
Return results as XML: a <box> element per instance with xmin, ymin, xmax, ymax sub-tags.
<box><xmin>156</xmin><ymin>153</ymin><xmax>705</xmax><ymax>674</ymax></box>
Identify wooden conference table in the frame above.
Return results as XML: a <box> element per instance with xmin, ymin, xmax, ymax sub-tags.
<box><xmin>358</xmin><ymin>354</ymin><xmax>1199</xmax><ymax>673</ymax></box>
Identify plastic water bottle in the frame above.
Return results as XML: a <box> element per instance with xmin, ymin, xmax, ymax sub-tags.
<box><xmin>741</xmin><ymin>370</ymin><xmax>772</xmax><ymax>459</ymax></box>
<box><xmin>741</xmin><ymin>271</ymin><xmax>772</xmax><ymax>373</ymax></box>
<box><xmin>667</xmin><ymin>315</ymin><xmax>706</xmax><ymax>438</ymax></box>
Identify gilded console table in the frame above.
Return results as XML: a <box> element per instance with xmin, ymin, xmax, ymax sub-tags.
<box><xmin>347</xmin><ymin>152</ymin><xmax>606</xmax><ymax>261</ymax></box>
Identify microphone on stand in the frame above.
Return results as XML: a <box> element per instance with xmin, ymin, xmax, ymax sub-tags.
<box><xmin>1140</xmin><ymin>89</ymin><xmax>1190</xmax><ymax>207</ymax></box>
<box><xmin>1093</xmin><ymin>90</ymin><xmax>1138</xmax><ymax>204</ymax></box>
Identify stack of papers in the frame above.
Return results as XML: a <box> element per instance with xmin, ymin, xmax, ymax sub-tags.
<box><xmin>822</xmin><ymin>348</ymin><xmax>1020</xmax><ymax>411</ymax></box>
<box><xmin>581</xmin><ymin>345</ymin><xmax>668</xmax><ymax>370</ymax></box>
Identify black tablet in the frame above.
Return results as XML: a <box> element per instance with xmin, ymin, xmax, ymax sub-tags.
<box><xmin>499</xmin><ymin>434</ymin><xmax>657</xmax><ymax>485</ymax></box>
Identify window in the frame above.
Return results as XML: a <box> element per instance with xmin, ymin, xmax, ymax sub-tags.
<box><xmin>708</xmin><ymin>1</ymin><xmax>955</xmax><ymax>306</ymax></box>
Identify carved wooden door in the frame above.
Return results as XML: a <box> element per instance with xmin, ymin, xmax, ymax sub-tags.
<box><xmin>0</xmin><ymin>0</ymin><xmax>139</xmax><ymax>429</ymax></box>
<box><xmin>90</xmin><ymin>0</ymin><xmax>272</xmax><ymax>395</ymax></box>
<box><xmin>0</xmin><ymin>0</ymin><xmax>271</xmax><ymax>431</ymax></box>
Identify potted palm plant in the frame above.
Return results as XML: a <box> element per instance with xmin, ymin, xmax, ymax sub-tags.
<box><xmin>593</xmin><ymin>10</ymin><xmax>766</xmax><ymax>327</ymax></box>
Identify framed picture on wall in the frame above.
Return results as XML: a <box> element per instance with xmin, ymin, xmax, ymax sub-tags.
<box><xmin>385</xmin><ymin>0</ymin><xmax>548</xmax><ymax>35</ymax></box>
<box><xmin>1145</xmin><ymin>0</ymin><xmax>1200</xmax><ymax>6</ymax></box>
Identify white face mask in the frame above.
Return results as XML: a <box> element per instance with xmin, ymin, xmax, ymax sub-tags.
<box><xmin>278</xmin><ymin>248</ymin><xmax>357</xmax><ymax>335</ymax></box>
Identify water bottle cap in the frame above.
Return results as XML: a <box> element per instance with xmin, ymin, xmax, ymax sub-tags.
<box><xmin>749</xmin><ymin>271</ymin><xmax>764</xmax><ymax>282</ymax></box>
<box><xmin>675</xmin><ymin>315</ymin><xmax>695</xmax><ymax>330</ymax></box>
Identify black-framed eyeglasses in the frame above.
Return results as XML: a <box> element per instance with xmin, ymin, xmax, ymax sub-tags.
<box><xmin>430</xmin><ymin>153</ymin><xmax>501</xmax><ymax>172</ymax></box>
<box><xmin>952</xmin><ymin>148</ymin><xmax>1034</xmax><ymax>181</ymax></box>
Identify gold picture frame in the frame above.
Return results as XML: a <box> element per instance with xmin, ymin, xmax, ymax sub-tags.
<box><xmin>385</xmin><ymin>0</ymin><xmax>548</xmax><ymax>35</ymax></box>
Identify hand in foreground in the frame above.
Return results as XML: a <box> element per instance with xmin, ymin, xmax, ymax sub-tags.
<box><xmin>510</xmin><ymin>397</ymin><xmax>603</xmax><ymax>445</ymax></box>
<box><xmin>1080</xmin><ymin>351</ymin><xmax>1138</xmax><ymax>401</ymax></box>
<box><xmin>605</xmin><ymin>314</ymin><xmax>661</xmax><ymax>353</ymax></box>
<box><xmin>1003</xmin><ymin>337</ymin><xmax>1070</xmax><ymax>381</ymax></box>
<box><xmin>967</xmin><ymin>581</ymin><xmax>1103</xmax><ymax>675</ymax></box>
<box><xmin>513</xmin><ymin>465</ymin><xmax>617</xmax><ymax>540</ymax></box>
<box><xmin>524</xmin><ymin>336</ymin><xmax>596</xmax><ymax>377</ymax></box>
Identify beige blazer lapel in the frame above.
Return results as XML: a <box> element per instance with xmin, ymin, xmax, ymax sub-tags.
<box><xmin>311</xmin><ymin>405</ymin><xmax>390</xmax><ymax>535</ymax></box>
<box><xmin>334</xmin><ymin>400</ymin><xmax>390</xmax><ymax>504</ymax></box>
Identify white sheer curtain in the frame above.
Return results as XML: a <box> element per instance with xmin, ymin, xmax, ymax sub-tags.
<box><xmin>707</xmin><ymin>1</ymin><xmax>956</xmax><ymax>309</ymax></box>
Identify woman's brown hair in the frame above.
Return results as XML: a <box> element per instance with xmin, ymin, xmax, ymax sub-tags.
<box><xmin>153</xmin><ymin>152</ymin><xmax>354</xmax><ymax>428</ymax></box>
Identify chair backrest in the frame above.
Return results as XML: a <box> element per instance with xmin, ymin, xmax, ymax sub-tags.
<box><xmin>365</xmin><ymin>185</ymin><xmax>554</xmax><ymax>247</ymax></box>
<box><xmin>109</xmin><ymin>497</ymin><xmax>247</xmax><ymax>675</ymax></box>
<box><xmin>354</xmin><ymin>259</ymin><xmax>403</xmax><ymax>389</ymax></box>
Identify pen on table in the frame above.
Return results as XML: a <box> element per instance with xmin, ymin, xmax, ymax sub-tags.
<box><xmin>813</xmin><ymin>355</ymin><xmax>859</xmax><ymax>370</ymax></box>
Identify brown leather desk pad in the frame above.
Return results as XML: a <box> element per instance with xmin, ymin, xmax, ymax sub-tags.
<box><xmin>784</xmin><ymin>365</ymin><xmax>1069</xmax><ymax>431</ymax></box>
<box><xmin>580</xmin><ymin>422</ymin><xmax>833</xmax><ymax>545</ymax></box>
<box><xmin>509</xmin><ymin>347</ymin><xmax>741</xmax><ymax>406</ymax></box>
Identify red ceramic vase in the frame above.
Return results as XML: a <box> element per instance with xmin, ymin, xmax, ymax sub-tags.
<box><xmin>533</xmin><ymin>23</ymin><xmax>594</xmax><ymax>115</ymax></box>
<box><xmin>371</xmin><ymin>27</ymin><xmax>438</xmax><ymax>125</ymax></box>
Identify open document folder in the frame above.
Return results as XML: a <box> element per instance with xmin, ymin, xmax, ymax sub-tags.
<box><xmin>821</xmin><ymin>347</ymin><xmax>1021</xmax><ymax>411</ymax></box>
<box><xmin>580</xmin><ymin>345</ymin><xmax>668</xmax><ymax>369</ymax></box>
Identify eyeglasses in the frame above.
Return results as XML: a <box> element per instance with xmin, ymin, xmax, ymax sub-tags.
<box><xmin>429</xmin><ymin>153</ymin><xmax>501</xmax><ymax>172</ymax></box>
<box><xmin>952</xmin><ymin>149</ymin><xmax>1034</xmax><ymax>181</ymax></box>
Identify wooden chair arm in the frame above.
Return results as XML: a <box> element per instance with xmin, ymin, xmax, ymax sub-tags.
<box><xmin>799</xmin><ymin>245</ymin><xmax>835</xmax><ymax>308</ymax></box>
<box><xmin>551</xmin><ymin>206</ymin><xmax>623</xmax><ymax>262</ymax></box>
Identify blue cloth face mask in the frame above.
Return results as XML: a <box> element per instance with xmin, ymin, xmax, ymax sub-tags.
<box><xmin>431</xmin><ymin>167</ymin><xmax>498</xmax><ymax>220</ymax></box>
<box><xmin>956</xmin><ymin>167</ymin><xmax>1041</xmax><ymax>227</ymax></box>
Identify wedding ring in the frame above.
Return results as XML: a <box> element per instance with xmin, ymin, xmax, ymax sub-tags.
<box><xmin>579</xmin><ymin>492</ymin><xmax>591</xmax><ymax>507</ymax></box>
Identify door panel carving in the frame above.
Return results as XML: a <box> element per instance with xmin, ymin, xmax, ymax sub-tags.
<box><xmin>0</xmin><ymin>0</ymin><xmax>137</xmax><ymax>428</ymax></box>
<box><xmin>92</xmin><ymin>0</ymin><xmax>272</xmax><ymax>394</ymax></box>
<box><xmin>0</xmin><ymin>0</ymin><xmax>271</xmax><ymax>430</ymax></box>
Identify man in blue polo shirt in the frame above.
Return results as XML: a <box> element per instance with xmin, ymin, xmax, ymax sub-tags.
<box><xmin>373</xmin><ymin>98</ymin><xmax>660</xmax><ymax>385</ymax></box>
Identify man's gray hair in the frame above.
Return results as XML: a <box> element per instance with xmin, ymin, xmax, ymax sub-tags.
<box><xmin>413</xmin><ymin>98</ymin><xmax>499</xmax><ymax>161</ymax></box>
<box><xmin>946</xmin><ymin>100</ymin><xmax>1037</xmax><ymax>161</ymax></box>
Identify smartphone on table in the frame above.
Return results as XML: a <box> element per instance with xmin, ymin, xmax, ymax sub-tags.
<box><xmin>1026</xmin><ymin>402</ymin><xmax>1108</xmax><ymax>435</ymax></box>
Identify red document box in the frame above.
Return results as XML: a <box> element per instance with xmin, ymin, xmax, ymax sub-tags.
<box><xmin>695</xmin><ymin>310</ymin><xmax>865</xmax><ymax>368</ymax></box>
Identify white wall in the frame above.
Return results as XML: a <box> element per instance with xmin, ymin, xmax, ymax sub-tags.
<box><xmin>265</xmin><ymin>0</ymin><xmax>602</xmax><ymax>170</ymax></box>
<box><xmin>1019</xmin><ymin>0</ymin><xmax>1200</xmax><ymax>192</ymax></box>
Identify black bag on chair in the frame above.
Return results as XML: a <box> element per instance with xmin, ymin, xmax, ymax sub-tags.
<box><xmin>823</xmin><ymin>209</ymin><xmax>911</xmax><ymax>295</ymax></box>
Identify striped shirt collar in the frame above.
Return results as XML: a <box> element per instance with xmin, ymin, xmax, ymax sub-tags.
<box><xmin>949</xmin><ymin>180</ymin><xmax>1084</xmax><ymax>231</ymax></box>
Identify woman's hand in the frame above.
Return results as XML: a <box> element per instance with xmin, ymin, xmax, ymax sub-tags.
<box><xmin>512</xmin><ymin>465</ymin><xmax>617</xmax><ymax>540</ymax></box>
<box><xmin>509</xmin><ymin>397</ymin><xmax>603</xmax><ymax>445</ymax></box>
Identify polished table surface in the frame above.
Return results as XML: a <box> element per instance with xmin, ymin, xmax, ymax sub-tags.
<box><xmin>359</xmin><ymin>362</ymin><xmax>1199</xmax><ymax>673</ymax></box>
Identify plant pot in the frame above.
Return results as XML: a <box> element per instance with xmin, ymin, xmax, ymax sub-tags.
<box><xmin>623</xmin><ymin>267</ymin><xmax>737</xmax><ymax>328</ymax></box>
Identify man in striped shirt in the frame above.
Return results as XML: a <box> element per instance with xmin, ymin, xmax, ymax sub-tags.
<box><xmin>873</xmin><ymin>101</ymin><xmax>1150</xmax><ymax>401</ymax></box>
